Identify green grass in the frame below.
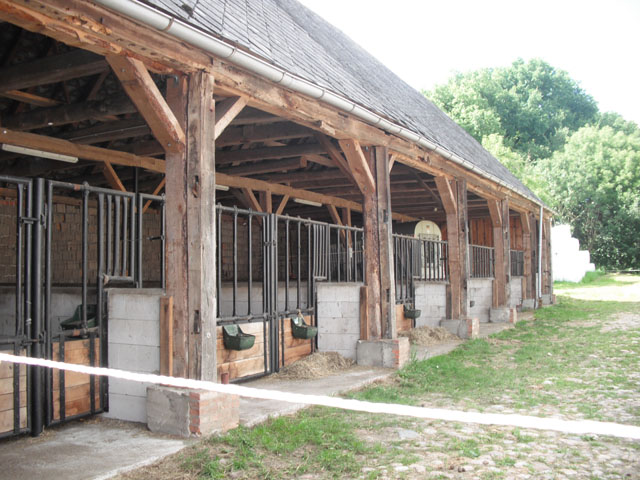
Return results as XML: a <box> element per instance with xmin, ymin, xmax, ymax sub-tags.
<box><xmin>165</xmin><ymin>274</ymin><xmax>640</xmax><ymax>480</ymax></box>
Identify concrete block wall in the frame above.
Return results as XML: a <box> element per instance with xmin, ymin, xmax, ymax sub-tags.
<box><xmin>316</xmin><ymin>282</ymin><xmax>362</xmax><ymax>360</ymax></box>
<box><xmin>468</xmin><ymin>278</ymin><xmax>493</xmax><ymax>322</ymax></box>
<box><xmin>414</xmin><ymin>281</ymin><xmax>447</xmax><ymax>328</ymax></box>
<box><xmin>105</xmin><ymin>288</ymin><xmax>163</xmax><ymax>423</ymax></box>
<box><xmin>510</xmin><ymin>277</ymin><xmax>523</xmax><ymax>308</ymax></box>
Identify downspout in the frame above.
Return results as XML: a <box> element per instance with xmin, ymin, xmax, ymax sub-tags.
<box><xmin>93</xmin><ymin>0</ymin><xmax>546</xmax><ymax>212</ymax></box>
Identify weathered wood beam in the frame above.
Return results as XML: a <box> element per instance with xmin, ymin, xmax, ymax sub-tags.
<box><xmin>214</xmin><ymin>96</ymin><xmax>247</xmax><ymax>140</ymax></box>
<box><xmin>409</xmin><ymin>169</ymin><xmax>443</xmax><ymax>209</ymax></box>
<box><xmin>102</xmin><ymin>161</ymin><xmax>126</xmax><ymax>192</ymax></box>
<box><xmin>338</xmin><ymin>139</ymin><xmax>376</xmax><ymax>194</ymax></box>
<box><xmin>143</xmin><ymin>177</ymin><xmax>166</xmax><ymax>213</ymax></box>
<box><xmin>1</xmin><ymin>90</ymin><xmax>61</xmax><ymax>107</ymax></box>
<box><xmin>434</xmin><ymin>176</ymin><xmax>457</xmax><ymax>215</ymax></box>
<box><xmin>216</xmin><ymin>122</ymin><xmax>313</xmax><ymax>147</ymax></box>
<box><xmin>217</xmin><ymin>157</ymin><xmax>306</xmax><ymax>177</ymax></box>
<box><xmin>1</xmin><ymin>95</ymin><xmax>136</xmax><ymax>131</ymax></box>
<box><xmin>215</xmin><ymin>172</ymin><xmax>417</xmax><ymax>222</ymax></box>
<box><xmin>259</xmin><ymin>191</ymin><xmax>272</xmax><ymax>213</ymax></box>
<box><xmin>0</xmin><ymin>49</ymin><xmax>107</xmax><ymax>93</ymax></box>
<box><xmin>388</xmin><ymin>154</ymin><xmax>397</xmax><ymax>172</ymax></box>
<box><xmin>107</xmin><ymin>55</ymin><xmax>185</xmax><ymax>153</ymax></box>
<box><xmin>61</xmin><ymin>118</ymin><xmax>150</xmax><ymax>144</ymax></box>
<box><xmin>326</xmin><ymin>204</ymin><xmax>343</xmax><ymax>226</ymax></box>
<box><xmin>216</xmin><ymin>143</ymin><xmax>325</xmax><ymax>164</ymax></box>
<box><xmin>275</xmin><ymin>195</ymin><xmax>289</xmax><ymax>215</ymax></box>
<box><xmin>0</xmin><ymin>128</ymin><xmax>165</xmax><ymax>173</ymax></box>
<box><xmin>301</xmin><ymin>153</ymin><xmax>335</xmax><ymax>168</ymax></box>
<box><xmin>240</xmin><ymin>188</ymin><xmax>261</xmax><ymax>212</ymax></box>
<box><xmin>314</xmin><ymin>133</ymin><xmax>358</xmax><ymax>185</ymax></box>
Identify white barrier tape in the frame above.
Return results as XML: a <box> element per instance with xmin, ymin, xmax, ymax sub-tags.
<box><xmin>1</xmin><ymin>352</ymin><xmax>639</xmax><ymax>440</ymax></box>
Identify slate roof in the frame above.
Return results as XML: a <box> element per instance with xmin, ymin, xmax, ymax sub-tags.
<box><xmin>143</xmin><ymin>0</ymin><xmax>541</xmax><ymax>203</ymax></box>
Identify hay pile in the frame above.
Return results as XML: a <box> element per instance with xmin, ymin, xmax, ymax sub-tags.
<box><xmin>274</xmin><ymin>352</ymin><xmax>354</xmax><ymax>380</ymax></box>
<box><xmin>399</xmin><ymin>326</ymin><xmax>459</xmax><ymax>346</ymax></box>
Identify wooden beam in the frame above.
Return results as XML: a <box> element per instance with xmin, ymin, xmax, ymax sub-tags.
<box><xmin>61</xmin><ymin>118</ymin><xmax>149</xmax><ymax>145</ymax></box>
<box><xmin>102</xmin><ymin>161</ymin><xmax>126</xmax><ymax>192</ymax></box>
<box><xmin>214</xmin><ymin>96</ymin><xmax>247</xmax><ymax>140</ymax></box>
<box><xmin>434</xmin><ymin>176</ymin><xmax>457</xmax><ymax>215</ymax></box>
<box><xmin>388</xmin><ymin>154</ymin><xmax>397</xmax><ymax>172</ymax></box>
<box><xmin>301</xmin><ymin>153</ymin><xmax>335</xmax><ymax>168</ymax></box>
<box><xmin>1</xmin><ymin>90</ymin><xmax>61</xmax><ymax>107</ymax></box>
<box><xmin>0</xmin><ymin>128</ymin><xmax>165</xmax><ymax>173</ymax></box>
<box><xmin>275</xmin><ymin>195</ymin><xmax>289</xmax><ymax>215</ymax></box>
<box><xmin>1</xmin><ymin>95</ymin><xmax>136</xmax><ymax>131</ymax></box>
<box><xmin>338</xmin><ymin>139</ymin><xmax>376</xmax><ymax>194</ymax></box>
<box><xmin>216</xmin><ymin>144</ymin><xmax>325</xmax><ymax>164</ymax></box>
<box><xmin>217</xmin><ymin>157</ymin><xmax>306</xmax><ymax>177</ymax></box>
<box><xmin>488</xmin><ymin>199</ymin><xmax>509</xmax><ymax>307</ymax></box>
<box><xmin>314</xmin><ymin>133</ymin><xmax>358</xmax><ymax>185</ymax></box>
<box><xmin>216</xmin><ymin>122</ymin><xmax>313</xmax><ymax>147</ymax></box>
<box><xmin>0</xmin><ymin>49</ymin><xmax>107</xmax><ymax>93</ymax></box>
<box><xmin>326</xmin><ymin>204</ymin><xmax>343</xmax><ymax>226</ymax></box>
<box><xmin>341</xmin><ymin>207</ymin><xmax>352</xmax><ymax>227</ymax></box>
<box><xmin>487</xmin><ymin>199</ymin><xmax>502</xmax><ymax>228</ymax></box>
<box><xmin>241</xmin><ymin>188</ymin><xmax>262</xmax><ymax>212</ymax></box>
<box><xmin>159</xmin><ymin>296</ymin><xmax>174</xmax><ymax>376</ymax></box>
<box><xmin>107</xmin><ymin>55</ymin><xmax>185</xmax><ymax>153</ymax></box>
<box><xmin>259</xmin><ymin>191</ymin><xmax>272</xmax><ymax>213</ymax></box>
<box><xmin>410</xmin><ymin>169</ymin><xmax>443</xmax><ymax>209</ymax></box>
<box><xmin>215</xmin><ymin>172</ymin><xmax>418</xmax><ymax>222</ymax></box>
<box><xmin>143</xmin><ymin>177</ymin><xmax>166</xmax><ymax>213</ymax></box>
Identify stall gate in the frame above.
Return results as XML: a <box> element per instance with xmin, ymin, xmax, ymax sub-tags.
<box><xmin>0</xmin><ymin>175</ymin><xmax>164</xmax><ymax>438</ymax></box>
<box><xmin>216</xmin><ymin>206</ymin><xmax>364</xmax><ymax>382</ymax></box>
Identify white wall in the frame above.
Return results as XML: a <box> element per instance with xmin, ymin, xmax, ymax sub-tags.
<box><xmin>316</xmin><ymin>283</ymin><xmax>362</xmax><ymax>360</ymax></box>
<box><xmin>552</xmin><ymin>224</ymin><xmax>595</xmax><ymax>282</ymax></box>
<box><xmin>468</xmin><ymin>278</ymin><xmax>493</xmax><ymax>322</ymax></box>
<box><xmin>105</xmin><ymin>288</ymin><xmax>163</xmax><ymax>423</ymax></box>
<box><xmin>414</xmin><ymin>281</ymin><xmax>447</xmax><ymax>327</ymax></box>
<box><xmin>509</xmin><ymin>277</ymin><xmax>522</xmax><ymax>308</ymax></box>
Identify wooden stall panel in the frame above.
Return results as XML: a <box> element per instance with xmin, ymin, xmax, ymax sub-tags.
<box><xmin>395</xmin><ymin>304</ymin><xmax>411</xmax><ymax>333</ymax></box>
<box><xmin>281</xmin><ymin>314</ymin><xmax>313</xmax><ymax>367</ymax></box>
<box><xmin>470</xmin><ymin>218</ymin><xmax>493</xmax><ymax>247</ymax></box>
<box><xmin>52</xmin><ymin>338</ymin><xmax>101</xmax><ymax>421</ymax></box>
<box><xmin>0</xmin><ymin>349</ymin><xmax>27</xmax><ymax>434</ymax></box>
<box><xmin>509</xmin><ymin>216</ymin><xmax>523</xmax><ymax>250</ymax></box>
<box><xmin>217</xmin><ymin>321</ymin><xmax>268</xmax><ymax>382</ymax></box>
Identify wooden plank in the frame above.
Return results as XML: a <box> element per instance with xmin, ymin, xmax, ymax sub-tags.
<box><xmin>107</xmin><ymin>54</ymin><xmax>186</xmax><ymax>153</ymax></box>
<box><xmin>217</xmin><ymin>122</ymin><xmax>313</xmax><ymax>147</ymax></box>
<box><xmin>359</xmin><ymin>286</ymin><xmax>369</xmax><ymax>341</ymax></box>
<box><xmin>102</xmin><ymin>161</ymin><xmax>127</xmax><ymax>192</ymax></box>
<box><xmin>216</xmin><ymin>143</ymin><xmax>325</xmax><ymax>165</ymax></box>
<box><xmin>215</xmin><ymin>172</ymin><xmax>418</xmax><ymax>222</ymax></box>
<box><xmin>1</xmin><ymin>89</ymin><xmax>61</xmax><ymax>107</ymax></box>
<box><xmin>395</xmin><ymin>304</ymin><xmax>411</xmax><ymax>332</ymax></box>
<box><xmin>0</xmin><ymin>390</ymin><xmax>26</xmax><ymax>412</ymax></box>
<box><xmin>214</xmin><ymin>96</ymin><xmax>248</xmax><ymax>140</ymax></box>
<box><xmin>338</xmin><ymin>139</ymin><xmax>376</xmax><ymax>194</ymax></box>
<box><xmin>160</xmin><ymin>296</ymin><xmax>174</xmax><ymax>376</ymax></box>
<box><xmin>0</xmin><ymin>129</ymin><xmax>165</xmax><ymax>173</ymax></box>
<box><xmin>219</xmin><ymin>157</ymin><xmax>306</xmax><ymax>177</ymax></box>
<box><xmin>0</xmin><ymin>49</ymin><xmax>107</xmax><ymax>93</ymax></box>
<box><xmin>0</xmin><ymin>377</ymin><xmax>26</xmax><ymax>395</ymax></box>
<box><xmin>0</xmin><ymin>408</ymin><xmax>27</xmax><ymax>433</ymax></box>
<box><xmin>217</xmin><ymin>356</ymin><xmax>265</xmax><ymax>382</ymax></box>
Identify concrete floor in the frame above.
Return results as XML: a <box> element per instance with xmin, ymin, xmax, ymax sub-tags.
<box><xmin>0</xmin><ymin>320</ymin><xmax>516</xmax><ymax>480</ymax></box>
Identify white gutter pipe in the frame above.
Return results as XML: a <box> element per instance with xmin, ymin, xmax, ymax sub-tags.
<box><xmin>93</xmin><ymin>0</ymin><xmax>546</xmax><ymax>211</ymax></box>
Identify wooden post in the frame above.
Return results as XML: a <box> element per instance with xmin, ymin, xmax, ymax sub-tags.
<box><xmin>374</xmin><ymin>146</ymin><xmax>396</xmax><ymax>339</ymax></box>
<box><xmin>362</xmin><ymin>151</ymin><xmax>382</xmax><ymax>339</ymax></box>
<box><xmin>520</xmin><ymin>211</ymin><xmax>532</xmax><ymax>300</ymax></box>
<box><xmin>435</xmin><ymin>177</ymin><xmax>469</xmax><ymax>320</ymax></box>
<box><xmin>531</xmin><ymin>214</ymin><xmax>540</xmax><ymax>302</ymax></box>
<box><xmin>543</xmin><ymin>216</ymin><xmax>553</xmax><ymax>297</ymax></box>
<box><xmin>488</xmin><ymin>199</ymin><xmax>510</xmax><ymax>308</ymax></box>
<box><xmin>186</xmin><ymin>71</ymin><xmax>217</xmax><ymax>381</ymax></box>
<box><xmin>165</xmin><ymin>75</ymin><xmax>189</xmax><ymax>378</ymax></box>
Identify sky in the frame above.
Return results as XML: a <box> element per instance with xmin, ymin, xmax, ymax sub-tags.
<box><xmin>297</xmin><ymin>0</ymin><xmax>640</xmax><ymax>126</ymax></box>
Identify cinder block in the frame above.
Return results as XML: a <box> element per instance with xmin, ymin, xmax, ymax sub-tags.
<box><xmin>108</xmin><ymin>318</ymin><xmax>160</xmax><ymax>347</ymax></box>
<box><xmin>440</xmin><ymin>317</ymin><xmax>478</xmax><ymax>339</ymax></box>
<box><xmin>108</xmin><ymin>343</ymin><xmax>159</xmax><ymax>373</ymax></box>
<box><xmin>105</xmin><ymin>393</ymin><xmax>147</xmax><ymax>423</ymax></box>
<box><xmin>356</xmin><ymin>337</ymin><xmax>410</xmax><ymax>369</ymax></box>
<box><xmin>489</xmin><ymin>307</ymin><xmax>510</xmax><ymax>323</ymax></box>
<box><xmin>147</xmin><ymin>386</ymin><xmax>239</xmax><ymax>437</ymax></box>
<box><xmin>521</xmin><ymin>298</ymin><xmax>535</xmax><ymax>310</ymax></box>
<box><xmin>318</xmin><ymin>332</ymin><xmax>359</xmax><ymax>354</ymax></box>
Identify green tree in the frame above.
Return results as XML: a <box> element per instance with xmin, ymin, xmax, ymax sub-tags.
<box><xmin>426</xmin><ymin>59</ymin><xmax>599</xmax><ymax>160</ymax></box>
<box><xmin>540</xmin><ymin>125</ymin><xmax>640</xmax><ymax>269</ymax></box>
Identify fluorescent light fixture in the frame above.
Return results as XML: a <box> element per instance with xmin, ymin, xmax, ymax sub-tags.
<box><xmin>215</xmin><ymin>184</ymin><xmax>229</xmax><ymax>191</ymax></box>
<box><xmin>1</xmin><ymin>144</ymin><xmax>78</xmax><ymax>163</ymax></box>
<box><xmin>294</xmin><ymin>198</ymin><xmax>322</xmax><ymax>207</ymax></box>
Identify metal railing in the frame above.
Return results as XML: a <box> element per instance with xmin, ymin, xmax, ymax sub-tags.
<box><xmin>393</xmin><ymin>234</ymin><xmax>449</xmax><ymax>306</ymax></box>
<box><xmin>511</xmin><ymin>250</ymin><xmax>525</xmax><ymax>277</ymax></box>
<box><xmin>470</xmin><ymin>244</ymin><xmax>495</xmax><ymax>278</ymax></box>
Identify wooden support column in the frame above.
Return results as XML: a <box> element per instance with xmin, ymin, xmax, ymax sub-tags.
<box><xmin>488</xmin><ymin>199</ymin><xmax>510</xmax><ymax>308</ymax></box>
<box><xmin>362</xmin><ymin>167</ymin><xmax>381</xmax><ymax>339</ymax></box>
<box><xmin>435</xmin><ymin>177</ymin><xmax>469</xmax><ymax>320</ymax></box>
<box><xmin>165</xmin><ymin>76</ymin><xmax>189</xmax><ymax>378</ymax></box>
<box><xmin>543</xmin><ymin>216</ymin><xmax>553</xmax><ymax>297</ymax></box>
<box><xmin>186</xmin><ymin>71</ymin><xmax>217</xmax><ymax>381</ymax></box>
<box><xmin>375</xmin><ymin>146</ymin><xmax>396</xmax><ymax>339</ymax></box>
<box><xmin>165</xmin><ymin>71</ymin><xmax>217</xmax><ymax>380</ymax></box>
<box><xmin>531</xmin><ymin>214</ymin><xmax>540</xmax><ymax>302</ymax></box>
<box><xmin>520</xmin><ymin>212</ymin><xmax>532</xmax><ymax>300</ymax></box>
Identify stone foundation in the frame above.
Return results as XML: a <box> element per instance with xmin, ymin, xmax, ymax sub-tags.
<box><xmin>489</xmin><ymin>307</ymin><xmax>518</xmax><ymax>324</ymax></box>
<box><xmin>440</xmin><ymin>317</ymin><xmax>479</xmax><ymax>339</ymax></box>
<box><xmin>356</xmin><ymin>338</ymin><xmax>410</xmax><ymax>369</ymax></box>
<box><xmin>147</xmin><ymin>386</ymin><xmax>239</xmax><ymax>437</ymax></box>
